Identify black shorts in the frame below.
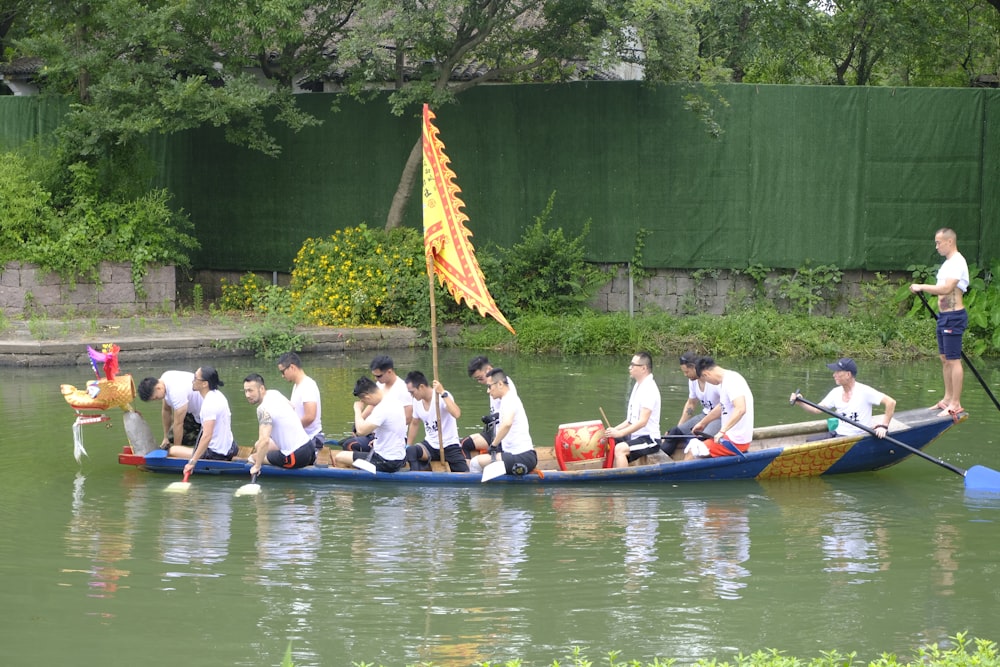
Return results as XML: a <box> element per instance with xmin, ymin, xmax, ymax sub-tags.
<box><xmin>203</xmin><ymin>442</ymin><xmax>239</xmax><ymax>461</ymax></box>
<box><xmin>624</xmin><ymin>435</ymin><xmax>658</xmax><ymax>462</ymax></box>
<box><xmin>420</xmin><ymin>441</ymin><xmax>470</xmax><ymax>472</ymax></box>
<box><xmin>501</xmin><ymin>449</ymin><xmax>538</xmax><ymax>475</ymax></box>
<box><xmin>353</xmin><ymin>451</ymin><xmax>405</xmax><ymax>473</ymax></box>
<box><xmin>266</xmin><ymin>441</ymin><xmax>317</xmax><ymax>469</ymax></box>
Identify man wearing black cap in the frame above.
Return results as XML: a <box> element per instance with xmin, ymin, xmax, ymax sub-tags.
<box><xmin>791</xmin><ymin>357</ymin><xmax>896</xmax><ymax>439</ymax></box>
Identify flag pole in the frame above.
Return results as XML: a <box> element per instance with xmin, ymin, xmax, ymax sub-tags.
<box><xmin>425</xmin><ymin>182</ymin><xmax>446</xmax><ymax>466</ymax></box>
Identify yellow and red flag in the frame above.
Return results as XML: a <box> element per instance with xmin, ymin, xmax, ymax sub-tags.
<box><xmin>422</xmin><ymin>104</ymin><xmax>515</xmax><ymax>334</ymax></box>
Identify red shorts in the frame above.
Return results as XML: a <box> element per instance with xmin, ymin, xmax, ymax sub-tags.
<box><xmin>707</xmin><ymin>438</ymin><xmax>750</xmax><ymax>457</ymax></box>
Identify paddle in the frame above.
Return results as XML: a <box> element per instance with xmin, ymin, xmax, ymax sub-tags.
<box><xmin>915</xmin><ymin>291</ymin><xmax>1000</xmax><ymax>412</ymax></box>
<box><xmin>481</xmin><ymin>448</ymin><xmax>506</xmax><ymax>482</ymax></box>
<box><xmin>791</xmin><ymin>392</ymin><xmax>1000</xmax><ymax>491</ymax></box>
<box><xmin>235</xmin><ymin>472</ymin><xmax>261</xmax><ymax>497</ymax></box>
<box><xmin>165</xmin><ymin>470</ymin><xmax>192</xmax><ymax>493</ymax></box>
<box><xmin>353</xmin><ymin>448</ymin><xmax>377</xmax><ymax>474</ymax></box>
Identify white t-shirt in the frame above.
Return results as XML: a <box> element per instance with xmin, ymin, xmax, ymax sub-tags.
<box><xmin>412</xmin><ymin>394</ymin><xmax>460</xmax><ymax>447</ymax></box>
<box><xmin>162</xmin><ymin>370</ymin><xmax>202</xmax><ymax>423</ymax></box>
<box><xmin>368</xmin><ymin>393</ymin><xmax>408</xmax><ymax>461</ymax></box>
<box><xmin>498</xmin><ymin>390</ymin><xmax>533</xmax><ymax>455</ymax></box>
<box><xmin>688</xmin><ymin>378</ymin><xmax>720</xmax><ymax>415</ymax></box>
<box><xmin>379</xmin><ymin>378</ymin><xmax>413</xmax><ymax>413</ymax></box>
<box><xmin>290</xmin><ymin>375</ymin><xmax>323</xmax><ymax>439</ymax></box>
<box><xmin>627</xmin><ymin>374</ymin><xmax>661</xmax><ymax>441</ymax></box>
<box><xmin>937</xmin><ymin>252</ymin><xmax>969</xmax><ymax>294</ymax></box>
<box><xmin>820</xmin><ymin>381</ymin><xmax>886</xmax><ymax>437</ymax></box>
<box><xmin>489</xmin><ymin>376</ymin><xmax>517</xmax><ymax>414</ymax></box>
<box><xmin>718</xmin><ymin>370</ymin><xmax>754</xmax><ymax>444</ymax></box>
<box><xmin>258</xmin><ymin>389</ymin><xmax>310</xmax><ymax>455</ymax></box>
<box><xmin>199</xmin><ymin>389</ymin><xmax>234</xmax><ymax>456</ymax></box>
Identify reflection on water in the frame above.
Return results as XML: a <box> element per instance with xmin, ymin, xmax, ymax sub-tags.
<box><xmin>4</xmin><ymin>354</ymin><xmax>1000</xmax><ymax>666</ymax></box>
<box><xmin>161</xmin><ymin>487</ymin><xmax>234</xmax><ymax>569</ymax></box>
<box><xmin>680</xmin><ymin>498</ymin><xmax>751</xmax><ymax>601</ymax></box>
<box><xmin>819</xmin><ymin>508</ymin><xmax>888</xmax><ymax>580</ymax></box>
<box><xmin>65</xmin><ymin>473</ymin><xmax>133</xmax><ymax>608</ymax></box>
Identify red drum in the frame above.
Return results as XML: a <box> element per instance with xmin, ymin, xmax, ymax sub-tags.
<box><xmin>553</xmin><ymin>419</ymin><xmax>615</xmax><ymax>471</ymax></box>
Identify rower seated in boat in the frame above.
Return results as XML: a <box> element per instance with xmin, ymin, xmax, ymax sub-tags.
<box><xmin>684</xmin><ymin>357</ymin><xmax>754</xmax><ymax>460</ymax></box>
<box><xmin>468</xmin><ymin>369</ymin><xmax>537</xmax><ymax>476</ymax></box>
<box><xmin>605</xmin><ymin>351</ymin><xmax>662</xmax><ymax>468</ymax></box>
<box><xmin>791</xmin><ymin>357</ymin><xmax>896</xmax><ymax>440</ymax></box>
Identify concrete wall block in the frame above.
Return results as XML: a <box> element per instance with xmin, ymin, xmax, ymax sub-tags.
<box><xmin>606</xmin><ymin>291</ymin><xmax>632</xmax><ymax>313</ymax></box>
<box><xmin>674</xmin><ymin>275</ymin><xmax>695</xmax><ymax>297</ymax></box>
<box><xmin>64</xmin><ymin>283</ymin><xmax>99</xmax><ymax>305</ymax></box>
<box><xmin>0</xmin><ymin>287</ymin><xmax>26</xmax><ymax>310</ymax></box>
<box><xmin>111</xmin><ymin>263</ymin><xmax>135</xmax><ymax>284</ymax></box>
<box><xmin>17</xmin><ymin>264</ymin><xmax>39</xmax><ymax>287</ymax></box>
<box><xmin>647</xmin><ymin>275</ymin><xmax>668</xmax><ymax>297</ymax></box>
<box><xmin>1</xmin><ymin>266</ymin><xmax>21</xmax><ymax>288</ymax></box>
<box><xmin>142</xmin><ymin>281</ymin><xmax>175</xmax><ymax>309</ymax></box>
<box><xmin>705</xmin><ymin>296</ymin><xmax>726</xmax><ymax>316</ymax></box>
<box><xmin>29</xmin><ymin>284</ymin><xmax>63</xmax><ymax>306</ymax></box>
<box><xmin>99</xmin><ymin>263</ymin><xmax>117</xmax><ymax>283</ymax></box>
<box><xmin>148</xmin><ymin>264</ymin><xmax>176</xmax><ymax>286</ymax></box>
<box><xmin>98</xmin><ymin>281</ymin><xmax>136</xmax><ymax>304</ymax></box>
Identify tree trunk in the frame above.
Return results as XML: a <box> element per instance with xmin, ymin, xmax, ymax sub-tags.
<box><xmin>384</xmin><ymin>136</ymin><xmax>422</xmax><ymax>231</ymax></box>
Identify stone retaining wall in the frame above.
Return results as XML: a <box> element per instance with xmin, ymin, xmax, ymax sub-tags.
<box><xmin>1</xmin><ymin>262</ymin><xmax>175</xmax><ymax>317</ymax></box>
<box><xmin>179</xmin><ymin>266</ymin><xmax>908</xmax><ymax>316</ymax></box>
<box><xmin>588</xmin><ymin>266</ymin><xmax>908</xmax><ymax>316</ymax></box>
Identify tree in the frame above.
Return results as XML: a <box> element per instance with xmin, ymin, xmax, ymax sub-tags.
<box><xmin>334</xmin><ymin>0</ymin><xmax>637</xmax><ymax>229</ymax></box>
<box><xmin>14</xmin><ymin>0</ymin><xmax>328</xmax><ymax>158</ymax></box>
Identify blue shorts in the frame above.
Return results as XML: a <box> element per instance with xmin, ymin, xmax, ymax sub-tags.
<box><xmin>936</xmin><ymin>309</ymin><xmax>967</xmax><ymax>360</ymax></box>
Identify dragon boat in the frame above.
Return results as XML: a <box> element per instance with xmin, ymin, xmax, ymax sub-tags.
<box><xmin>117</xmin><ymin>408</ymin><xmax>965</xmax><ymax>485</ymax></box>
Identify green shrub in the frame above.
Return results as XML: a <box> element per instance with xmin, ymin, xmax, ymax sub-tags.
<box><xmin>219</xmin><ymin>272</ymin><xmax>272</xmax><ymax>313</ymax></box>
<box><xmin>0</xmin><ymin>151</ymin><xmax>198</xmax><ymax>291</ymax></box>
<box><xmin>487</xmin><ymin>192</ymin><xmax>608</xmax><ymax>318</ymax></box>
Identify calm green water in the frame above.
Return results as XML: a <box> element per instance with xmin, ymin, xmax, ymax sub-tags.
<box><xmin>3</xmin><ymin>349</ymin><xmax>1000</xmax><ymax>667</ymax></box>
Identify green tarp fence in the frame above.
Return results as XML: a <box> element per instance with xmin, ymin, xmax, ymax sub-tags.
<box><xmin>2</xmin><ymin>82</ymin><xmax>998</xmax><ymax>273</ymax></box>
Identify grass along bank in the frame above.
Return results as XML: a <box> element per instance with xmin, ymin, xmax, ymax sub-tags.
<box><xmin>456</xmin><ymin>306</ymin><xmax>938</xmax><ymax>361</ymax></box>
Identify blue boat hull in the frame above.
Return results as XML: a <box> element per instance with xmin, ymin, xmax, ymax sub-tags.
<box><xmin>120</xmin><ymin>409</ymin><xmax>965</xmax><ymax>485</ymax></box>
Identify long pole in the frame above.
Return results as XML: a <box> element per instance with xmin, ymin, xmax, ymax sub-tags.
<box><xmin>426</xmin><ymin>253</ymin><xmax>446</xmax><ymax>464</ymax></box>
<box><xmin>915</xmin><ymin>292</ymin><xmax>1000</xmax><ymax>412</ymax></box>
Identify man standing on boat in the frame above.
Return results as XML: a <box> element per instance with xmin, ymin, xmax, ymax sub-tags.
<box><xmin>404</xmin><ymin>370</ymin><xmax>469</xmax><ymax>472</ymax></box>
<box><xmin>243</xmin><ymin>373</ymin><xmax>316</xmax><ymax>472</ymax></box>
<box><xmin>333</xmin><ymin>376</ymin><xmax>407</xmax><ymax>473</ymax></box>
<box><xmin>461</xmin><ymin>356</ymin><xmax>517</xmax><ymax>459</ymax></box>
<box><xmin>605</xmin><ymin>351</ymin><xmax>662</xmax><ymax>468</ymax></box>
<box><xmin>137</xmin><ymin>370</ymin><xmax>203</xmax><ymax>449</ymax></box>
<box><xmin>469</xmin><ymin>369</ymin><xmax>536</xmax><ymax>475</ymax></box>
<box><xmin>909</xmin><ymin>227</ymin><xmax>969</xmax><ymax>417</ymax></box>
<box><xmin>790</xmin><ymin>358</ymin><xmax>896</xmax><ymax>438</ymax></box>
<box><xmin>277</xmin><ymin>351</ymin><xmax>324</xmax><ymax>451</ymax></box>
<box><xmin>687</xmin><ymin>357</ymin><xmax>754</xmax><ymax>459</ymax></box>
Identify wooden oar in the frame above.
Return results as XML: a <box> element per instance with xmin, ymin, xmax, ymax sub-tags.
<box><xmin>165</xmin><ymin>470</ymin><xmax>192</xmax><ymax>493</ymax></box>
<box><xmin>235</xmin><ymin>472</ymin><xmax>261</xmax><ymax>497</ymax></box>
<box><xmin>916</xmin><ymin>291</ymin><xmax>1000</xmax><ymax>412</ymax></box>
<box><xmin>791</xmin><ymin>393</ymin><xmax>1000</xmax><ymax>491</ymax></box>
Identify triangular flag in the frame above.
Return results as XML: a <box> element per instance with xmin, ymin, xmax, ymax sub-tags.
<box><xmin>422</xmin><ymin>104</ymin><xmax>515</xmax><ymax>334</ymax></box>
